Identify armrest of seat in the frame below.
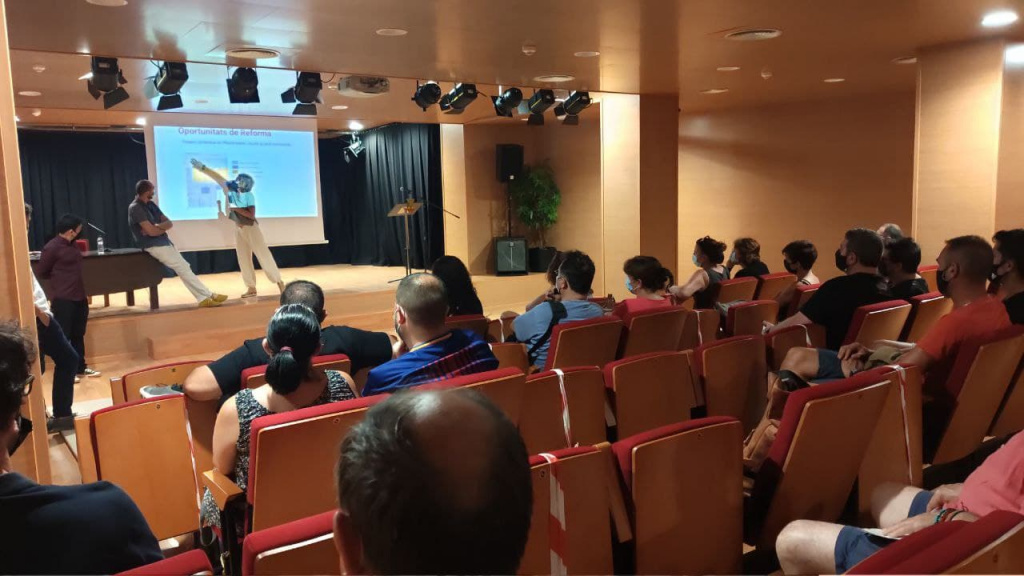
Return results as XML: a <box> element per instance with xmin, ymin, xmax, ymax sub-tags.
<box><xmin>202</xmin><ymin>470</ymin><xmax>243</xmax><ymax>509</ymax></box>
<box><xmin>596</xmin><ymin>441</ymin><xmax>633</xmax><ymax>544</ymax></box>
<box><xmin>109</xmin><ymin>376</ymin><xmax>126</xmax><ymax>405</ymax></box>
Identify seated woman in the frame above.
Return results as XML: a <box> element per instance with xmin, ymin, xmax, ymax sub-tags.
<box><xmin>612</xmin><ymin>255</ymin><xmax>674</xmax><ymax>325</ymax></box>
<box><xmin>669</xmin><ymin>236</ymin><xmax>729</xmax><ymax>309</ymax></box>
<box><xmin>775</xmin><ymin>240</ymin><xmax>820</xmax><ymax>307</ymax></box>
<box><xmin>200</xmin><ymin>303</ymin><xmax>356</xmax><ymax>528</ymax></box>
<box><xmin>430</xmin><ymin>255</ymin><xmax>484</xmax><ymax>316</ymax></box>
<box><xmin>728</xmin><ymin>237</ymin><xmax>771</xmax><ymax>278</ymax></box>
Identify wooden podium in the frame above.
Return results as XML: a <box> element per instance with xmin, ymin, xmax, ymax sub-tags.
<box><xmin>388</xmin><ymin>198</ymin><xmax>422</xmax><ymax>282</ymax></box>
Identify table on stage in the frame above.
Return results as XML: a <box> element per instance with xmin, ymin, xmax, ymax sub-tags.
<box><xmin>31</xmin><ymin>248</ymin><xmax>165</xmax><ymax>310</ymax></box>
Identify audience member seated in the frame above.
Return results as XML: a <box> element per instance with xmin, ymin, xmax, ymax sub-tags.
<box><xmin>200</xmin><ymin>304</ymin><xmax>356</xmax><ymax>528</ymax></box>
<box><xmin>522</xmin><ymin>250</ymin><xmax>565</xmax><ymax>313</ymax></box>
<box><xmin>882</xmin><ymin>237</ymin><xmax>929</xmax><ymax>300</ymax></box>
<box><xmin>776</xmin><ymin>429</ymin><xmax>1024</xmax><ymax>574</ymax></box>
<box><xmin>166</xmin><ymin>280</ymin><xmax>391</xmax><ymax>403</ymax></box>
<box><xmin>993</xmin><ymin>229</ymin><xmax>1024</xmax><ymax>324</ymax></box>
<box><xmin>430</xmin><ymin>255</ymin><xmax>484</xmax><ymax>316</ymax></box>
<box><xmin>334</xmin><ymin>388</ymin><xmax>531</xmax><ymax>575</ymax></box>
<box><xmin>0</xmin><ymin>321</ymin><xmax>162</xmax><ymax>573</ymax></box>
<box><xmin>362</xmin><ymin>274</ymin><xmax>498</xmax><ymax>395</ymax></box>
<box><xmin>877</xmin><ymin>222</ymin><xmax>905</xmax><ymax>243</ymax></box>
<box><xmin>611</xmin><ymin>255</ymin><xmax>674</xmax><ymax>325</ymax></box>
<box><xmin>669</xmin><ymin>236</ymin><xmax>730</xmax><ymax>309</ymax></box>
<box><xmin>766</xmin><ymin>228</ymin><xmax>889</xmax><ymax>350</ymax></box>
<box><xmin>729</xmin><ymin>237</ymin><xmax>771</xmax><ymax>279</ymax></box>
<box><xmin>775</xmin><ymin>240</ymin><xmax>820</xmax><ymax>307</ymax></box>
<box><xmin>513</xmin><ymin>250</ymin><xmax>603</xmax><ymax>368</ymax></box>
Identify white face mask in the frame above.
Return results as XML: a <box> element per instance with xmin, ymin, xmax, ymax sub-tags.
<box><xmin>625</xmin><ymin>275</ymin><xmax>636</xmax><ymax>294</ymax></box>
<box><xmin>692</xmin><ymin>254</ymin><xmax>700</xmax><ymax>267</ymax></box>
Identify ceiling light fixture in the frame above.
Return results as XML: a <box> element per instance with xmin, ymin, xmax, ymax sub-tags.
<box><xmin>376</xmin><ymin>28</ymin><xmax>408</xmax><ymax>36</ymax></box>
<box><xmin>344</xmin><ymin>137</ymin><xmax>365</xmax><ymax>163</ymax></box>
<box><xmin>153</xmin><ymin>61</ymin><xmax>188</xmax><ymax>110</ymax></box>
<box><xmin>823</xmin><ymin>77</ymin><xmax>846</xmax><ymax>83</ymax></box>
<box><xmin>723</xmin><ymin>28</ymin><xmax>782</xmax><ymax>41</ymax></box>
<box><xmin>85</xmin><ymin>0</ymin><xmax>128</xmax><ymax>6</ymax></box>
<box><xmin>32</xmin><ymin>65</ymin><xmax>46</xmax><ymax>73</ymax></box>
<box><xmin>86</xmin><ymin>56</ymin><xmax>130</xmax><ymax>109</ymax></box>
<box><xmin>225</xmin><ymin>47</ymin><xmax>280</xmax><ymax>60</ymax></box>
<box><xmin>331</xmin><ymin>104</ymin><xmax>349</xmax><ymax>110</ymax></box>
<box><xmin>982</xmin><ymin>10</ymin><xmax>1019</xmax><ymax>27</ymax></box>
<box><xmin>281</xmin><ymin>71</ymin><xmax>323</xmax><ymax>115</ymax></box>
<box><xmin>533</xmin><ymin>74</ymin><xmax>575</xmax><ymax>83</ymax></box>
<box><xmin>348</xmin><ymin>120</ymin><xmax>364</xmax><ymax>131</ymax></box>
<box><xmin>521</xmin><ymin>89</ymin><xmax>555</xmax><ymax>126</ymax></box>
<box><xmin>574</xmin><ymin>51</ymin><xmax>600</xmax><ymax>58</ymax></box>
<box><xmin>700</xmin><ymin>88</ymin><xmax>729</xmax><ymax>94</ymax></box>
<box><xmin>553</xmin><ymin>91</ymin><xmax>591</xmax><ymax>125</ymax></box>
<box><xmin>717</xmin><ymin>66</ymin><xmax>741</xmax><ymax>72</ymax></box>
<box><xmin>411</xmin><ymin>81</ymin><xmax>442</xmax><ymax>111</ymax></box>
<box><xmin>439</xmin><ymin>83</ymin><xmax>478</xmax><ymax>114</ymax></box>
<box><xmin>31</xmin><ymin>109</ymin><xmax>41</xmax><ymax>117</ymax></box>
<box><xmin>492</xmin><ymin>87</ymin><xmax>523</xmax><ymax>117</ymax></box>
<box><xmin>892</xmin><ymin>56</ymin><xmax>918</xmax><ymax>65</ymax></box>
<box><xmin>17</xmin><ymin>91</ymin><xmax>41</xmax><ymax>97</ymax></box>
<box><xmin>226</xmin><ymin>67</ymin><xmax>260</xmax><ymax>104</ymax></box>
<box><xmin>135</xmin><ymin>117</ymin><xmax>146</xmax><ymax>125</ymax></box>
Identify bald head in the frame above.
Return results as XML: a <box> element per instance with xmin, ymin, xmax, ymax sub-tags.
<box><xmin>395</xmin><ymin>273</ymin><xmax>448</xmax><ymax>329</ymax></box>
<box><xmin>878</xmin><ymin>223</ymin><xmax>904</xmax><ymax>243</ymax></box>
<box><xmin>336</xmin><ymin>389</ymin><xmax>531</xmax><ymax>575</ymax></box>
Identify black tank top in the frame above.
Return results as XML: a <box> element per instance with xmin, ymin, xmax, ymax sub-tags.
<box><xmin>694</xmin><ymin>267</ymin><xmax>729</xmax><ymax>309</ymax></box>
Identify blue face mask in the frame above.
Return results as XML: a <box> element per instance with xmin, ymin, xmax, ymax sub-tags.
<box><xmin>625</xmin><ymin>275</ymin><xmax>635</xmax><ymax>294</ymax></box>
<box><xmin>692</xmin><ymin>254</ymin><xmax>700</xmax><ymax>267</ymax></box>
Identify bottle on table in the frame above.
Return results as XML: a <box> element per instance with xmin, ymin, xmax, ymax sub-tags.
<box><xmin>97</xmin><ymin>236</ymin><xmax>105</xmax><ymax>254</ymax></box>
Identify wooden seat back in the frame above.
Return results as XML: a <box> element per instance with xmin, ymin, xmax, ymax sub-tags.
<box><xmin>919</xmin><ymin>264</ymin><xmax>939</xmax><ymax>293</ymax></box>
<box><xmin>991</xmin><ymin>361</ymin><xmax>1024</xmax><ymax>437</ymax></box>
<box><xmin>445</xmin><ymin>314</ymin><xmax>490</xmax><ymax>340</ymax></box>
<box><xmin>112</xmin><ymin>360</ymin><xmax>209</xmax><ymax>404</ymax></box>
<box><xmin>612</xmin><ymin>418</ymin><xmax>743</xmax><ymax>575</ymax></box>
<box><xmin>186</xmin><ymin>396</ymin><xmax>219</xmax><ymax>479</ymax></box>
<box><xmin>765</xmin><ymin>324</ymin><xmax>827</xmax><ymax>371</ymax></box>
<box><xmin>490</xmin><ymin>342</ymin><xmax>530</xmax><ymax>374</ymax></box>
<box><xmin>901</xmin><ymin>292</ymin><xmax>953</xmax><ymax>342</ymax></box>
<box><xmin>242</xmin><ymin>511</ymin><xmax>338</xmax><ymax>576</ymax></box>
<box><xmin>545</xmin><ymin>316</ymin><xmax>623</xmax><ymax>371</ymax></box>
<box><xmin>714</xmin><ymin>277</ymin><xmax>758</xmax><ymax>305</ymax></box>
<box><xmin>786</xmin><ymin>283</ymin><xmax>820</xmax><ymax>318</ymax></box>
<box><xmin>520</xmin><ymin>367</ymin><xmax>607</xmax><ymax>454</ymax></box>
<box><xmin>88</xmin><ymin>395</ymin><xmax>201</xmax><ymax>540</ymax></box>
<box><xmin>755</xmin><ymin>273</ymin><xmax>797</xmax><ymax>300</ymax></box>
<box><xmin>425</xmin><ymin>368</ymin><xmax>528</xmax><ymax>425</ymax></box>
<box><xmin>727</xmin><ymin>300</ymin><xmax>780</xmax><ymax>337</ymax></box>
<box><xmin>604</xmin><ymin>351</ymin><xmax>700</xmax><ymax>439</ymax></box>
<box><xmin>695</xmin><ymin>336</ymin><xmax>767</xmax><ymax>432</ymax></box>
<box><xmin>844</xmin><ymin>300</ymin><xmax>913</xmax><ymax>346</ymax></box>
<box><xmin>678</xmin><ymin>309</ymin><xmax>718</xmax><ymax>351</ymax></box>
<box><xmin>244</xmin><ymin>354</ymin><xmax>352</xmax><ymax>390</ymax></box>
<box><xmin>619</xmin><ymin>307</ymin><xmax>688</xmax><ymax>358</ymax></box>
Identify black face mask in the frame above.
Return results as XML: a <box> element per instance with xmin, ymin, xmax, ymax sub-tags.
<box><xmin>783</xmin><ymin>260</ymin><xmax>798</xmax><ymax>274</ymax></box>
<box><xmin>834</xmin><ymin>249</ymin><xmax>848</xmax><ymax>273</ymax></box>
<box><xmin>936</xmin><ymin>268</ymin><xmax>952</xmax><ymax>296</ymax></box>
<box><xmin>9</xmin><ymin>415</ymin><xmax>31</xmax><ymax>456</ymax></box>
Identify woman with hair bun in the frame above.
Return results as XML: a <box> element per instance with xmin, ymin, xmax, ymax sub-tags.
<box><xmin>669</xmin><ymin>236</ymin><xmax>730</xmax><ymax>309</ymax></box>
<box><xmin>200</xmin><ymin>303</ymin><xmax>356</xmax><ymax>528</ymax></box>
<box><xmin>612</xmin><ymin>255</ymin><xmax>675</xmax><ymax>325</ymax></box>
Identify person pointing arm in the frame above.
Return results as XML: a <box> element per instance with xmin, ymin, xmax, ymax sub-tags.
<box><xmin>190</xmin><ymin>159</ymin><xmax>256</xmax><ymax>222</ymax></box>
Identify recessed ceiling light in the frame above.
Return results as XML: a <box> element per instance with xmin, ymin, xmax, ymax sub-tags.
<box><xmin>85</xmin><ymin>0</ymin><xmax>128</xmax><ymax>6</ymax></box>
<box><xmin>717</xmin><ymin>66</ymin><xmax>741</xmax><ymax>72</ymax></box>
<box><xmin>32</xmin><ymin>65</ymin><xmax>46</xmax><ymax>73</ymax></box>
<box><xmin>723</xmin><ymin>28</ymin><xmax>782</xmax><ymax>41</ymax></box>
<box><xmin>891</xmin><ymin>56</ymin><xmax>918</xmax><ymax>65</ymax></box>
<box><xmin>376</xmin><ymin>28</ymin><xmax>408</xmax><ymax>37</ymax></box>
<box><xmin>135</xmin><ymin>117</ymin><xmax>146</xmax><ymax>125</ymax></box>
<box><xmin>225</xmin><ymin>47</ymin><xmax>280</xmax><ymax>60</ymax></box>
<box><xmin>700</xmin><ymin>88</ymin><xmax>729</xmax><ymax>94</ymax></box>
<box><xmin>534</xmin><ymin>74</ymin><xmax>575</xmax><ymax>83</ymax></box>
<box><xmin>1007</xmin><ymin>44</ymin><xmax>1024</xmax><ymax>65</ymax></box>
<box><xmin>331</xmin><ymin>105</ymin><xmax>349</xmax><ymax>110</ymax></box>
<box><xmin>78</xmin><ymin>72</ymin><xmax>93</xmax><ymax>80</ymax></box>
<box><xmin>17</xmin><ymin>91</ymin><xmax>41</xmax><ymax>97</ymax></box>
<box><xmin>31</xmin><ymin>109</ymin><xmax>41</xmax><ymax>117</ymax></box>
<box><xmin>823</xmin><ymin>78</ymin><xmax>846</xmax><ymax>83</ymax></box>
<box><xmin>349</xmin><ymin>120</ymin><xmax>364</xmax><ymax>131</ymax></box>
<box><xmin>982</xmin><ymin>10</ymin><xmax>1019</xmax><ymax>27</ymax></box>
<box><xmin>574</xmin><ymin>51</ymin><xmax>600</xmax><ymax>58</ymax></box>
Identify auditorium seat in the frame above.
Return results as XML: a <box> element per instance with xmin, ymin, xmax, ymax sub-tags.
<box><xmin>713</xmin><ymin>277</ymin><xmax>759</xmax><ymax>306</ymax></box>
<box><xmin>242</xmin><ymin>354</ymin><xmax>351</xmax><ymax>389</ymax></box>
<box><xmin>117</xmin><ymin>549</ymin><xmax>214</xmax><ymax>576</ymax></box>
<box><xmin>520</xmin><ymin>447</ymin><xmax>615</xmax><ymax>575</ymax></box>
<box><xmin>929</xmin><ymin>326</ymin><xmax>1024</xmax><ymax>465</ymax></box>
<box><xmin>745</xmin><ymin>368</ymin><xmax>894</xmax><ymax>550</ymax></box>
<box><xmin>424</xmin><ymin>367</ymin><xmax>527</xmax><ymax>425</ymax></box>
<box><xmin>242</xmin><ymin>511</ymin><xmax>338</xmax><ymax>576</ymax></box>
<box><xmin>785</xmin><ymin>283</ymin><xmax>820</xmax><ymax>318</ymax></box>
<box><xmin>900</xmin><ymin>292</ymin><xmax>953</xmax><ymax>342</ymax></box>
<box><xmin>765</xmin><ymin>324</ymin><xmax>827</xmax><ymax>371</ymax></box>
<box><xmin>519</xmin><ymin>367</ymin><xmax>607</xmax><ymax>454</ymax></box>
<box><xmin>695</xmin><ymin>335</ymin><xmax>767</xmax><ymax>432</ymax></box>
<box><xmin>83</xmin><ymin>395</ymin><xmax>201</xmax><ymax>541</ymax></box>
<box><xmin>618</xmin><ymin>306</ymin><xmax>687</xmax><ymax>358</ymax></box>
<box><xmin>755</xmin><ymin>272</ymin><xmax>797</xmax><ymax>300</ymax></box>
<box><xmin>445</xmin><ymin>314</ymin><xmax>490</xmax><ymax>340</ymax></box>
<box><xmin>990</xmin><ymin>361</ymin><xmax>1024</xmax><ymax>437</ymax></box>
<box><xmin>603</xmin><ymin>351</ymin><xmax>700</xmax><ymax>439</ymax></box>
<box><xmin>544</xmin><ymin>316</ymin><xmax>623</xmax><ymax>371</ymax></box>
<box><xmin>612</xmin><ymin>418</ymin><xmax>744</xmax><ymax>575</ymax></box>
<box><xmin>843</xmin><ymin>300</ymin><xmax>913</xmax><ymax>347</ymax></box>
<box><xmin>490</xmin><ymin>342</ymin><xmax>530</xmax><ymax>373</ymax></box>
<box><xmin>678</xmin><ymin>308</ymin><xmax>719</xmax><ymax>351</ymax></box>
<box><xmin>110</xmin><ymin>360</ymin><xmax>210</xmax><ymax>404</ymax></box>
<box><xmin>588</xmin><ymin>294</ymin><xmax>616</xmax><ymax>313</ymax></box>
<box><xmin>919</xmin><ymin>264</ymin><xmax>939</xmax><ymax>293</ymax></box>
<box><xmin>186</xmin><ymin>396</ymin><xmax>219</xmax><ymax>480</ymax></box>
<box><xmin>725</xmin><ymin>300</ymin><xmax>779</xmax><ymax>337</ymax></box>
<box><xmin>846</xmin><ymin>510</ymin><xmax>1024</xmax><ymax>575</ymax></box>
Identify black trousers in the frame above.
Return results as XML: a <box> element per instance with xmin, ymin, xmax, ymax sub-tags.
<box><xmin>37</xmin><ymin>317</ymin><xmax>78</xmax><ymax>418</ymax></box>
<box><xmin>51</xmin><ymin>298</ymin><xmax>88</xmax><ymax>373</ymax></box>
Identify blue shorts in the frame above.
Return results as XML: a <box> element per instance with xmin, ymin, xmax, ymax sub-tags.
<box><xmin>834</xmin><ymin>490</ymin><xmax>933</xmax><ymax>572</ymax></box>
<box><xmin>816</xmin><ymin>349</ymin><xmax>846</xmax><ymax>380</ymax></box>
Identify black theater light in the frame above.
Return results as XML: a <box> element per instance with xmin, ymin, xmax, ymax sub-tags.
<box><xmin>226</xmin><ymin>67</ymin><xmax>261</xmax><ymax>104</ymax></box>
<box><xmin>86</xmin><ymin>56</ymin><xmax>130</xmax><ymax>110</ymax></box>
<box><xmin>411</xmin><ymin>81</ymin><xmax>442</xmax><ymax>111</ymax></box>
<box><xmin>154</xmin><ymin>61</ymin><xmax>188</xmax><ymax>110</ymax></box>
<box><xmin>438</xmin><ymin>83</ymin><xmax>478</xmax><ymax>114</ymax></box>
<box><xmin>553</xmin><ymin>91</ymin><xmax>591</xmax><ymax>125</ymax></box>
<box><xmin>281</xmin><ymin>71</ymin><xmax>323</xmax><ymax>115</ymax></box>
<box><xmin>491</xmin><ymin>87</ymin><xmax>523</xmax><ymax>117</ymax></box>
<box><xmin>523</xmin><ymin>89</ymin><xmax>555</xmax><ymax>125</ymax></box>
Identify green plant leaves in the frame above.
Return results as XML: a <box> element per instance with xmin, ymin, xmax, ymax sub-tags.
<box><xmin>509</xmin><ymin>163</ymin><xmax>560</xmax><ymax>246</ymax></box>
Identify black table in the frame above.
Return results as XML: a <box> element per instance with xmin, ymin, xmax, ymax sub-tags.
<box><xmin>31</xmin><ymin>248</ymin><xmax>165</xmax><ymax>310</ymax></box>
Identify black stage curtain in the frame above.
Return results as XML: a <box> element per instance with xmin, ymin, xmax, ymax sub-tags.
<box><xmin>18</xmin><ymin>125</ymin><xmax>443</xmax><ymax>274</ymax></box>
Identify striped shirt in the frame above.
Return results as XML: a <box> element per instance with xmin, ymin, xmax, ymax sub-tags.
<box><xmin>361</xmin><ymin>330</ymin><xmax>499</xmax><ymax>395</ymax></box>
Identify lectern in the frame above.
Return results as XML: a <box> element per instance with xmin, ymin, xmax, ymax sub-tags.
<box><xmin>388</xmin><ymin>198</ymin><xmax>422</xmax><ymax>282</ymax></box>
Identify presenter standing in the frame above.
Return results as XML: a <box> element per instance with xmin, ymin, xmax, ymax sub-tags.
<box><xmin>190</xmin><ymin>158</ymin><xmax>284</xmax><ymax>298</ymax></box>
<box><xmin>129</xmin><ymin>180</ymin><xmax>227</xmax><ymax>307</ymax></box>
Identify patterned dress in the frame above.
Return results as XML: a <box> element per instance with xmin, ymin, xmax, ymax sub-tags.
<box><xmin>200</xmin><ymin>370</ymin><xmax>355</xmax><ymax>527</ymax></box>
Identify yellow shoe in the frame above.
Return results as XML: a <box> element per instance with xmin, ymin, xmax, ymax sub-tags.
<box><xmin>199</xmin><ymin>297</ymin><xmax>223</xmax><ymax>308</ymax></box>
<box><xmin>212</xmin><ymin>293</ymin><xmax>228</xmax><ymax>303</ymax></box>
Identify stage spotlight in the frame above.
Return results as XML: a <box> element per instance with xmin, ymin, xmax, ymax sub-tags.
<box><xmin>226</xmin><ymin>67</ymin><xmax>260</xmax><ymax>104</ymax></box>
<box><xmin>344</xmin><ymin>137</ymin><xmax>365</xmax><ymax>163</ymax></box>
<box><xmin>281</xmin><ymin>71</ymin><xmax>323</xmax><ymax>115</ymax></box>
<box><xmin>154</xmin><ymin>62</ymin><xmax>188</xmax><ymax>111</ymax></box>
<box><xmin>86</xmin><ymin>56</ymin><xmax>130</xmax><ymax>109</ymax></box>
<box><xmin>438</xmin><ymin>83</ymin><xmax>478</xmax><ymax>114</ymax></box>
<box><xmin>491</xmin><ymin>87</ymin><xmax>523</xmax><ymax>117</ymax></box>
<box><xmin>411</xmin><ymin>81</ymin><xmax>442</xmax><ymax>111</ymax></box>
<box><xmin>521</xmin><ymin>89</ymin><xmax>555</xmax><ymax>125</ymax></box>
<box><xmin>562</xmin><ymin>91</ymin><xmax>592</xmax><ymax>115</ymax></box>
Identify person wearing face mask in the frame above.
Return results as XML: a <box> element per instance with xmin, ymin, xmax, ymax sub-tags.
<box><xmin>766</xmin><ymin>228</ymin><xmax>889</xmax><ymax>350</ymax></box>
<box><xmin>992</xmin><ymin>229</ymin><xmax>1024</xmax><ymax>324</ymax></box>
<box><xmin>728</xmin><ymin>237</ymin><xmax>771</xmax><ymax>279</ymax></box>
<box><xmin>775</xmin><ymin>240</ymin><xmax>820</xmax><ymax>307</ymax></box>
<box><xmin>362</xmin><ymin>273</ymin><xmax>498</xmax><ymax>395</ymax></box>
<box><xmin>0</xmin><ymin>321</ymin><xmax>162</xmax><ymax>573</ymax></box>
<box><xmin>668</xmin><ymin>236</ymin><xmax>730</xmax><ymax>309</ymax></box>
<box><xmin>881</xmin><ymin>237</ymin><xmax>929</xmax><ymax>300</ymax></box>
<box><xmin>612</xmin><ymin>255</ymin><xmax>674</xmax><ymax>325</ymax></box>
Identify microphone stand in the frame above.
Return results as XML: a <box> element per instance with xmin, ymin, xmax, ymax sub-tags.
<box><xmin>401</xmin><ymin>186</ymin><xmax>461</xmax><ymax>273</ymax></box>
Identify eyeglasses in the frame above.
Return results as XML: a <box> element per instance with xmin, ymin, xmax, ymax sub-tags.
<box><xmin>22</xmin><ymin>374</ymin><xmax>34</xmax><ymax>397</ymax></box>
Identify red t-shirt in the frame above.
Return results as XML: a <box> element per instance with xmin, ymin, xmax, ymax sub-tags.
<box><xmin>915</xmin><ymin>296</ymin><xmax>1012</xmax><ymax>396</ymax></box>
<box><xmin>611</xmin><ymin>297</ymin><xmax>674</xmax><ymax>326</ymax></box>
<box><xmin>952</xmin><ymin>431</ymin><xmax>1024</xmax><ymax>515</ymax></box>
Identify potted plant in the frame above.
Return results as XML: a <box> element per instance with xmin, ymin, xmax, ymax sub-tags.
<box><xmin>509</xmin><ymin>163</ymin><xmax>561</xmax><ymax>272</ymax></box>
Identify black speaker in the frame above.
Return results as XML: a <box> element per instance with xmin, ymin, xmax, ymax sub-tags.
<box><xmin>494</xmin><ymin>237</ymin><xmax>528</xmax><ymax>276</ymax></box>
<box><xmin>496</xmin><ymin>144</ymin><xmax>524</xmax><ymax>183</ymax></box>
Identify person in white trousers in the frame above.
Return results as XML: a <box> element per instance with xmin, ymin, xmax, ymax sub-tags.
<box><xmin>128</xmin><ymin>180</ymin><xmax>227</xmax><ymax>307</ymax></box>
<box><xmin>190</xmin><ymin>158</ymin><xmax>284</xmax><ymax>298</ymax></box>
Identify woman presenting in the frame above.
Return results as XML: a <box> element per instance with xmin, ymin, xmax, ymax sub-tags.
<box><xmin>190</xmin><ymin>158</ymin><xmax>284</xmax><ymax>297</ymax></box>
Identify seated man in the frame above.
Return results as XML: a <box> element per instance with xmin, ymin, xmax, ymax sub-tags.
<box><xmin>334</xmin><ymin>388</ymin><xmax>532</xmax><ymax>575</ymax></box>
<box><xmin>877</xmin><ymin>222</ymin><xmax>905</xmax><ymax>243</ymax></box>
<box><xmin>882</xmin><ymin>237</ymin><xmax>929</xmax><ymax>300</ymax></box>
<box><xmin>775</xmin><ymin>240</ymin><xmax>820</xmax><ymax>308</ymax></box>
<box><xmin>0</xmin><ymin>321</ymin><xmax>163</xmax><ymax>573</ymax></box>
<box><xmin>777</xmin><ymin>429</ymin><xmax>1024</xmax><ymax>574</ymax></box>
<box><xmin>361</xmin><ymin>274</ymin><xmax>498</xmax><ymax>395</ymax></box>
<box><xmin>150</xmin><ymin>280</ymin><xmax>394</xmax><ymax>402</ymax></box>
<box><xmin>992</xmin><ymin>228</ymin><xmax>1024</xmax><ymax>324</ymax></box>
<box><xmin>514</xmin><ymin>250</ymin><xmax>604</xmax><ymax>368</ymax></box>
<box><xmin>766</xmin><ymin>228</ymin><xmax>889</xmax><ymax>351</ymax></box>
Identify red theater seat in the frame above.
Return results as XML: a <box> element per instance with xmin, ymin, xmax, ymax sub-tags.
<box><xmin>242</xmin><ymin>511</ymin><xmax>338</xmax><ymax>575</ymax></box>
<box><xmin>785</xmin><ymin>283</ymin><xmax>820</xmax><ymax>318</ymax></box>
<box><xmin>520</xmin><ymin>367</ymin><xmax>607</xmax><ymax>454</ymax></box>
<box><xmin>726</xmin><ymin>300</ymin><xmax>779</xmax><ymax>337</ymax></box>
<box><xmin>241</xmin><ymin>354</ymin><xmax>351</xmax><ymax>390</ymax></box>
<box><xmin>695</xmin><ymin>335</ymin><xmax>767</xmax><ymax>431</ymax></box>
<box><xmin>713</xmin><ymin>277</ymin><xmax>758</xmax><ymax>306</ymax></box>
<box><xmin>544</xmin><ymin>316</ymin><xmax>623</xmax><ymax>371</ymax></box>
<box><xmin>445</xmin><ymin>314</ymin><xmax>490</xmax><ymax>340</ymax></box>
<box><xmin>755</xmin><ymin>272</ymin><xmax>796</xmax><ymax>300</ymax></box>
<box><xmin>843</xmin><ymin>300</ymin><xmax>913</xmax><ymax>347</ymax></box>
<box><xmin>603</xmin><ymin>351</ymin><xmax>700</xmax><ymax>439</ymax></box>
<box><xmin>900</xmin><ymin>292</ymin><xmax>953</xmax><ymax>342</ymax></box>
<box><xmin>618</xmin><ymin>306</ymin><xmax>687</xmax><ymax>358</ymax></box>
<box><xmin>490</xmin><ymin>342</ymin><xmax>530</xmax><ymax>373</ymax></box>
<box><xmin>765</xmin><ymin>324</ymin><xmax>827</xmax><ymax>371</ymax></box>
<box><xmin>117</xmin><ymin>549</ymin><xmax>213</xmax><ymax>576</ymax></box>
<box><xmin>678</xmin><ymin>309</ymin><xmax>719</xmax><ymax>351</ymax></box>
<box><xmin>919</xmin><ymin>265</ymin><xmax>939</xmax><ymax>293</ymax></box>
<box><xmin>422</xmin><ymin>367</ymin><xmax>527</xmax><ymax>424</ymax></box>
